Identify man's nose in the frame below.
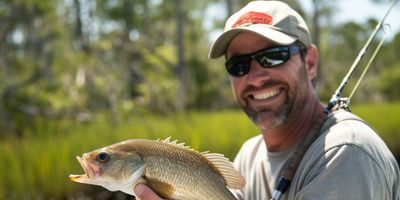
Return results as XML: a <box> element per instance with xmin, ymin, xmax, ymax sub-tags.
<box><xmin>245</xmin><ymin>60</ymin><xmax>271</xmax><ymax>87</ymax></box>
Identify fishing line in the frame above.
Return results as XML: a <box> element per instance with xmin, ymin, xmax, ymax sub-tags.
<box><xmin>348</xmin><ymin>24</ymin><xmax>391</xmax><ymax>100</ymax></box>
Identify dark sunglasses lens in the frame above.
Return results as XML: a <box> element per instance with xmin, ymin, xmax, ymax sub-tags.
<box><xmin>254</xmin><ymin>46</ymin><xmax>290</xmax><ymax>68</ymax></box>
<box><xmin>225</xmin><ymin>57</ymin><xmax>251</xmax><ymax>77</ymax></box>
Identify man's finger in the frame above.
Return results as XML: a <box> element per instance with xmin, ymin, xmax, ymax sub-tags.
<box><xmin>134</xmin><ymin>184</ymin><xmax>163</xmax><ymax>200</ymax></box>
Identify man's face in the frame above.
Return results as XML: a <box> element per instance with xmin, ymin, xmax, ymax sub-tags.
<box><xmin>226</xmin><ymin>32</ymin><xmax>314</xmax><ymax>132</ymax></box>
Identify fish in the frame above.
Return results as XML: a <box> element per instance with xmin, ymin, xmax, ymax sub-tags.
<box><xmin>69</xmin><ymin>137</ymin><xmax>245</xmax><ymax>200</ymax></box>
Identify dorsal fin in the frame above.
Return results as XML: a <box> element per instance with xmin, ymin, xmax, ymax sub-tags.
<box><xmin>176</xmin><ymin>142</ymin><xmax>185</xmax><ymax>147</ymax></box>
<box><xmin>159</xmin><ymin>137</ymin><xmax>245</xmax><ymax>189</ymax></box>
<box><xmin>162</xmin><ymin>137</ymin><xmax>171</xmax><ymax>143</ymax></box>
<box><xmin>161</xmin><ymin>137</ymin><xmax>192</xmax><ymax>149</ymax></box>
<box><xmin>202</xmin><ymin>152</ymin><xmax>245</xmax><ymax>189</ymax></box>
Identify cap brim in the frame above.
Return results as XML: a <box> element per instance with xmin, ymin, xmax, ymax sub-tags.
<box><xmin>208</xmin><ymin>26</ymin><xmax>297</xmax><ymax>59</ymax></box>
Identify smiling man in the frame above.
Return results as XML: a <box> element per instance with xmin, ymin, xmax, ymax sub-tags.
<box><xmin>134</xmin><ymin>1</ymin><xmax>400</xmax><ymax>200</ymax></box>
<box><xmin>207</xmin><ymin>1</ymin><xmax>400</xmax><ymax>200</ymax></box>
<box><xmin>222</xmin><ymin>32</ymin><xmax>320</xmax><ymax>152</ymax></box>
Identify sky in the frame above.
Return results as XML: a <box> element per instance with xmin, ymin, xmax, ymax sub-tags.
<box><xmin>299</xmin><ymin>0</ymin><xmax>400</xmax><ymax>38</ymax></box>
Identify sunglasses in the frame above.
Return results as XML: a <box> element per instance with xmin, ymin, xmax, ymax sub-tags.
<box><xmin>225</xmin><ymin>44</ymin><xmax>303</xmax><ymax>77</ymax></box>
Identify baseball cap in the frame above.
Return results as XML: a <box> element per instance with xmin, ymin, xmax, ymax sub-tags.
<box><xmin>209</xmin><ymin>0</ymin><xmax>311</xmax><ymax>59</ymax></box>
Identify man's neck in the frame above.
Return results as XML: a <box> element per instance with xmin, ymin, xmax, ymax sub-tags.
<box><xmin>262</xmin><ymin>96</ymin><xmax>325</xmax><ymax>152</ymax></box>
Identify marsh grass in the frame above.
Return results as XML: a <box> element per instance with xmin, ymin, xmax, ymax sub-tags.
<box><xmin>1</xmin><ymin>103</ymin><xmax>399</xmax><ymax>199</ymax></box>
<box><xmin>0</xmin><ymin>110</ymin><xmax>258</xmax><ymax>199</ymax></box>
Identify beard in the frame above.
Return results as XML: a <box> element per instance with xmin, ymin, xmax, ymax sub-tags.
<box><xmin>244</xmin><ymin>95</ymin><xmax>291</xmax><ymax>131</ymax></box>
<box><xmin>240</xmin><ymin>64</ymin><xmax>310</xmax><ymax>132</ymax></box>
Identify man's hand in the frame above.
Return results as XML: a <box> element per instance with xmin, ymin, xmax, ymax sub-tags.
<box><xmin>134</xmin><ymin>184</ymin><xmax>163</xmax><ymax>200</ymax></box>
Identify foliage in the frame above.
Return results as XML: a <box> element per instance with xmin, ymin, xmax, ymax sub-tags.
<box><xmin>374</xmin><ymin>65</ymin><xmax>400</xmax><ymax>100</ymax></box>
<box><xmin>0</xmin><ymin>0</ymin><xmax>228</xmax><ymax>134</ymax></box>
<box><xmin>1</xmin><ymin>0</ymin><xmax>399</xmax><ymax>135</ymax></box>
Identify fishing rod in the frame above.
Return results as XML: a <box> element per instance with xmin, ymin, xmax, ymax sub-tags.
<box><xmin>348</xmin><ymin>24</ymin><xmax>391</xmax><ymax>101</ymax></box>
<box><xmin>271</xmin><ymin>0</ymin><xmax>399</xmax><ymax>200</ymax></box>
<box><xmin>324</xmin><ymin>0</ymin><xmax>399</xmax><ymax>114</ymax></box>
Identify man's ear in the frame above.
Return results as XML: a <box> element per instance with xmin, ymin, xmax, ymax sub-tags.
<box><xmin>305</xmin><ymin>44</ymin><xmax>319</xmax><ymax>81</ymax></box>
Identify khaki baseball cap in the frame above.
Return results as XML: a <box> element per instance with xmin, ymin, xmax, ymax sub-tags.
<box><xmin>209</xmin><ymin>0</ymin><xmax>311</xmax><ymax>59</ymax></box>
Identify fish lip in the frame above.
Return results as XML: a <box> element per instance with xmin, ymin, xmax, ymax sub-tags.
<box><xmin>69</xmin><ymin>155</ymin><xmax>93</xmax><ymax>181</ymax></box>
<box><xmin>70</xmin><ymin>155</ymin><xmax>107</xmax><ymax>186</ymax></box>
<box><xmin>73</xmin><ymin>155</ymin><xmax>102</xmax><ymax>178</ymax></box>
<box><xmin>77</xmin><ymin>156</ymin><xmax>91</xmax><ymax>177</ymax></box>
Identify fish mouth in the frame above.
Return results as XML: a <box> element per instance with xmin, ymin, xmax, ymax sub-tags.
<box><xmin>69</xmin><ymin>156</ymin><xmax>100</xmax><ymax>183</ymax></box>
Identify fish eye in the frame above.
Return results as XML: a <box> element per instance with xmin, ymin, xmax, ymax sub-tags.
<box><xmin>97</xmin><ymin>152</ymin><xmax>110</xmax><ymax>163</ymax></box>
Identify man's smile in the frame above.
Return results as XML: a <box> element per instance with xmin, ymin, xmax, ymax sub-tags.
<box><xmin>251</xmin><ymin>88</ymin><xmax>282</xmax><ymax>100</ymax></box>
<box><xmin>245</xmin><ymin>87</ymin><xmax>286</xmax><ymax>111</ymax></box>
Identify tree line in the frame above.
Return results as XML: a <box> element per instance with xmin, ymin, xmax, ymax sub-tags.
<box><xmin>1</xmin><ymin>0</ymin><xmax>399</xmax><ymax>136</ymax></box>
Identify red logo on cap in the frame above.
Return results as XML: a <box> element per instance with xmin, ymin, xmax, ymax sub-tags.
<box><xmin>232</xmin><ymin>12</ymin><xmax>273</xmax><ymax>28</ymax></box>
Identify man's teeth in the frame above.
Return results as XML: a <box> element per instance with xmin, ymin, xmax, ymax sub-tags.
<box><xmin>253</xmin><ymin>89</ymin><xmax>279</xmax><ymax>100</ymax></box>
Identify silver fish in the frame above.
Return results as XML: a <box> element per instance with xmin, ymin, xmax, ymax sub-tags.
<box><xmin>69</xmin><ymin>138</ymin><xmax>245</xmax><ymax>200</ymax></box>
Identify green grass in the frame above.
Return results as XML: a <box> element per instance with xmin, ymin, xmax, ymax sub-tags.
<box><xmin>0</xmin><ymin>110</ymin><xmax>258</xmax><ymax>199</ymax></box>
<box><xmin>0</xmin><ymin>102</ymin><xmax>399</xmax><ymax>199</ymax></box>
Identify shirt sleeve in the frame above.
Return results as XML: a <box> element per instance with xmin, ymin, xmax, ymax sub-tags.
<box><xmin>294</xmin><ymin>144</ymin><xmax>390</xmax><ymax>200</ymax></box>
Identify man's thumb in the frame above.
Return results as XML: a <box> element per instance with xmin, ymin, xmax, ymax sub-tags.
<box><xmin>134</xmin><ymin>184</ymin><xmax>162</xmax><ymax>200</ymax></box>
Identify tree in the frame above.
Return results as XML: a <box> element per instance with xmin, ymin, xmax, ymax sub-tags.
<box><xmin>176</xmin><ymin>0</ymin><xmax>187</xmax><ymax>112</ymax></box>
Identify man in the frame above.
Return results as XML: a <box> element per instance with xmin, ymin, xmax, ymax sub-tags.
<box><xmin>135</xmin><ymin>1</ymin><xmax>400</xmax><ymax>199</ymax></box>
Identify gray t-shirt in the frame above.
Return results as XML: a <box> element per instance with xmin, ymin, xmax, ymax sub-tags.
<box><xmin>232</xmin><ymin>110</ymin><xmax>400</xmax><ymax>200</ymax></box>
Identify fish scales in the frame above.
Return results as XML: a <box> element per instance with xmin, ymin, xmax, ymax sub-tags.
<box><xmin>69</xmin><ymin>138</ymin><xmax>245</xmax><ymax>200</ymax></box>
<box><xmin>128</xmin><ymin>139</ymin><xmax>234</xmax><ymax>199</ymax></box>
